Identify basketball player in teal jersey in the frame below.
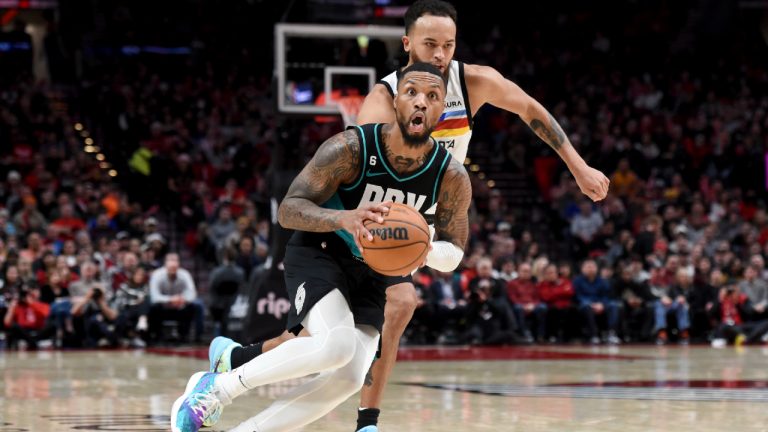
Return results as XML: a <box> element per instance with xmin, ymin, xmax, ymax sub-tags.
<box><xmin>207</xmin><ymin>2</ymin><xmax>610</xmax><ymax>431</ymax></box>
<box><xmin>171</xmin><ymin>62</ymin><xmax>471</xmax><ymax>432</ymax></box>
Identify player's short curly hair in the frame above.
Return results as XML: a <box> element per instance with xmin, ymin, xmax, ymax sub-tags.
<box><xmin>396</xmin><ymin>62</ymin><xmax>447</xmax><ymax>90</ymax></box>
<box><xmin>404</xmin><ymin>0</ymin><xmax>458</xmax><ymax>35</ymax></box>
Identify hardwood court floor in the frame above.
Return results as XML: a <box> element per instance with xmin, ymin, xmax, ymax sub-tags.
<box><xmin>2</xmin><ymin>345</ymin><xmax>768</xmax><ymax>431</ymax></box>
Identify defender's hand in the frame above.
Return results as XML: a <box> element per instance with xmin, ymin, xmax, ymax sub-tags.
<box><xmin>574</xmin><ymin>165</ymin><xmax>610</xmax><ymax>202</ymax></box>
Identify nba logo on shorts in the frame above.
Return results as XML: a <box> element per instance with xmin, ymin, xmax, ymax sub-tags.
<box><xmin>296</xmin><ymin>282</ymin><xmax>306</xmax><ymax>314</ymax></box>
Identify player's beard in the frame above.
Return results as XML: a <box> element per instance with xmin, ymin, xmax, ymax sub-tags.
<box><xmin>397</xmin><ymin>111</ymin><xmax>434</xmax><ymax>148</ymax></box>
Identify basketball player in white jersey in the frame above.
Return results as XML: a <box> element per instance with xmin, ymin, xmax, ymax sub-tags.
<box><xmin>207</xmin><ymin>2</ymin><xmax>610</xmax><ymax>431</ymax></box>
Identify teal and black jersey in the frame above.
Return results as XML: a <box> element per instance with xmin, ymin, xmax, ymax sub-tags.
<box><xmin>288</xmin><ymin>123</ymin><xmax>453</xmax><ymax>258</ymax></box>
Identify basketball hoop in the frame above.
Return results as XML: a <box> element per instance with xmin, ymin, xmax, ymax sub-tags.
<box><xmin>337</xmin><ymin>95</ymin><xmax>365</xmax><ymax>127</ymax></box>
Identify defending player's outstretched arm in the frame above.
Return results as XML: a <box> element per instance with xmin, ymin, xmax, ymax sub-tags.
<box><xmin>428</xmin><ymin>157</ymin><xmax>471</xmax><ymax>272</ymax></box>
<box><xmin>278</xmin><ymin>129</ymin><xmax>390</xmax><ymax>243</ymax></box>
<box><xmin>465</xmin><ymin>64</ymin><xmax>610</xmax><ymax>202</ymax></box>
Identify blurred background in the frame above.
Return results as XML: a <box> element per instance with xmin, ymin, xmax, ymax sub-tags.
<box><xmin>1</xmin><ymin>0</ymin><xmax>768</xmax><ymax>351</ymax></box>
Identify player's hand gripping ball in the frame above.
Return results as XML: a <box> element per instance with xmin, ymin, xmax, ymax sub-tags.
<box><xmin>360</xmin><ymin>202</ymin><xmax>431</xmax><ymax>276</ymax></box>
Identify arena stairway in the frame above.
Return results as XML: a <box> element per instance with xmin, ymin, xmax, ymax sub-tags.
<box><xmin>468</xmin><ymin>148</ymin><xmax>562</xmax><ymax>260</ymax></box>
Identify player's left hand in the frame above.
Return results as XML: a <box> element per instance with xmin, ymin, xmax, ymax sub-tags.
<box><xmin>574</xmin><ymin>165</ymin><xmax>609</xmax><ymax>202</ymax></box>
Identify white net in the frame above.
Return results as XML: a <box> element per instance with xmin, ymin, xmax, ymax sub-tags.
<box><xmin>337</xmin><ymin>95</ymin><xmax>365</xmax><ymax>128</ymax></box>
<box><xmin>275</xmin><ymin>24</ymin><xmax>402</xmax><ymax>115</ymax></box>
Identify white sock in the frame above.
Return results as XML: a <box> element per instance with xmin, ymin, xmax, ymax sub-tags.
<box><xmin>216</xmin><ymin>289</ymin><xmax>357</xmax><ymax>403</ymax></box>
<box><xmin>229</xmin><ymin>324</ymin><xmax>380</xmax><ymax>432</ymax></box>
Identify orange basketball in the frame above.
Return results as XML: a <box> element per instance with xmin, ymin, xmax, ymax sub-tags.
<box><xmin>360</xmin><ymin>202</ymin><xmax>431</xmax><ymax>276</ymax></box>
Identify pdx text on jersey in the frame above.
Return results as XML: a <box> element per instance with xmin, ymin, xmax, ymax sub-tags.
<box><xmin>359</xmin><ymin>184</ymin><xmax>428</xmax><ymax>212</ymax></box>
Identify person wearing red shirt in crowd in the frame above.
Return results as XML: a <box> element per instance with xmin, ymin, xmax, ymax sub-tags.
<box><xmin>3</xmin><ymin>286</ymin><xmax>54</xmax><ymax>350</ymax></box>
<box><xmin>538</xmin><ymin>263</ymin><xmax>575</xmax><ymax>342</ymax></box>
<box><xmin>50</xmin><ymin>203</ymin><xmax>86</xmax><ymax>241</ymax></box>
<box><xmin>216</xmin><ymin>179</ymin><xmax>248</xmax><ymax>217</ymax></box>
<box><xmin>34</xmin><ymin>251</ymin><xmax>57</xmax><ymax>287</ymax></box>
<box><xmin>752</xmin><ymin>209</ymin><xmax>768</xmax><ymax>246</ymax></box>
<box><xmin>650</xmin><ymin>254</ymin><xmax>681</xmax><ymax>289</ymax></box>
<box><xmin>508</xmin><ymin>262</ymin><xmax>547</xmax><ymax>342</ymax></box>
<box><xmin>683</xmin><ymin>134</ymin><xmax>712</xmax><ymax>172</ymax></box>
<box><xmin>109</xmin><ymin>252</ymin><xmax>140</xmax><ymax>295</ymax></box>
<box><xmin>710</xmin><ymin>283</ymin><xmax>768</xmax><ymax>347</ymax></box>
<box><xmin>55</xmin><ymin>255</ymin><xmax>80</xmax><ymax>289</ymax></box>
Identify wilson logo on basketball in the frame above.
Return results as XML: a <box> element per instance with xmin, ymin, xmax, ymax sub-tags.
<box><xmin>371</xmin><ymin>227</ymin><xmax>409</xmax><ymax>241</ymax></box>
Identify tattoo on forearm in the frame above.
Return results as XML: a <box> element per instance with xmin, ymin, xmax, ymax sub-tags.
<box><xmin>435</xmin><ymin>159</ymin><xmax>471</xmax><ymax>250</ymax></box>
<box><xmin>529</xmin><ymin>112</ymin><xmax>566</xmax><ymax>151</ymax></box>
<box><xmin>278</xmin><ymin>130</ymin><xmax>361</xmax><ymax>231</ymax></box>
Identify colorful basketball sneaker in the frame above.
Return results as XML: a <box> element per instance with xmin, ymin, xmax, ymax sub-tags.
<box><xmin>209</xmin><ymin>336</ymin><xmax>241</xmax><ymax>373</ymax></box>
<box><xmin>171</xmin><ymin>372</ymin><xmax>224</xmax><ymax>432</ymax></box>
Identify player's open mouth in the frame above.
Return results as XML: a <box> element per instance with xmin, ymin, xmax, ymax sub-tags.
<box><xmin>408</xmin><ymin>112</ymin><xmax>425</xmax><ymax>134</ymax></box>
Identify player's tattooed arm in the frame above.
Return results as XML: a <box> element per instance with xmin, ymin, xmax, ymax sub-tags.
<box><xmin>278</xmin><ymin>129</ymin><xmax>361</xmax><ymax>232</ymax></box>
<box><xmin>434</xmin><ymin>158</ymin><xmax>471</xmax><ymax>250</ymax></box>
<box><xmin>465</xmin><ymin>64</ymin><xmax>568</xmax><ymax>153</ymax></box>
<box><xmin>467</xmin><ymin>63</ymin><xmax>609</xmax><ymax>201</ymax></box>
<box><xmin>528</xmin><ymin>112</ymin><xmax>566</xmax><ymax>151</ymax></box>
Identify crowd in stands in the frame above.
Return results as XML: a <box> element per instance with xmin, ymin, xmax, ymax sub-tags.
<box><xmin>0</xmin><ymin>75</ymin><xmax>211</xmax><ymax>349</ymax></box>
<box><xmin>2</xmin><ymin>2</ymin><xmax>768</xmax><ymax>349</ymax></box>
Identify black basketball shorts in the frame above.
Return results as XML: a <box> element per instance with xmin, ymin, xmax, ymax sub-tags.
<box><xmin>283</xmin><ymin>242</ymin><xmax>412</xmax><ymax>335</ymax></box>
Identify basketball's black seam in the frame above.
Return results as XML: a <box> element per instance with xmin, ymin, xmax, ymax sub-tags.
<box><xmin>362</xmin><ymin>241</ymin><xmax>429</xmax><ymax>273</ymax></box>
<box><xmin>364</xmin><ymin>242</ymin><xmax>429</xmax><ymax>273</ymax></box>
<box><xmin>360</xmin><ymin>205</ymin><xmax>431</xmax><ymax>274</ymax></box>
<box><xmin>368</xmin><ymin>256</ymin><xmax>428</xmax><ymax>271</ymax></box>
<box><xmin>362</xmin><ymin>241</ymin><xmax>429</xmax><ymax>250</ymax></box>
